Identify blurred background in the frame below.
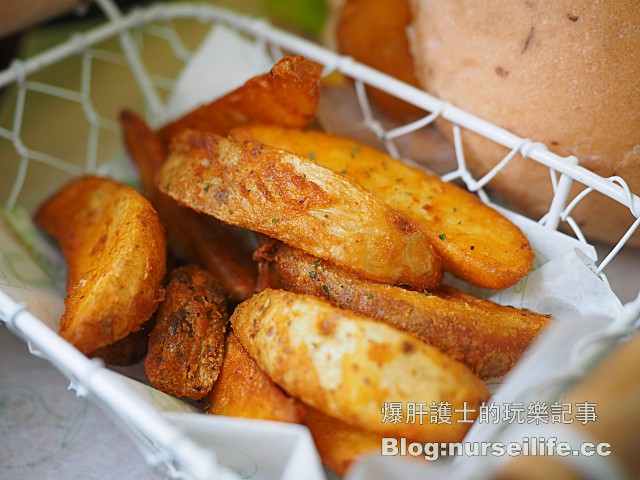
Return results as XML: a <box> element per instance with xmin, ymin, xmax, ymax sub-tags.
<box><xmin>0</xmin><ymin>0</ymin><xmax>332</xmax><ymax>69</ymax></box>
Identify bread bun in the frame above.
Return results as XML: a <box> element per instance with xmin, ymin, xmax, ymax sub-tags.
<box><xmin>411</xmin><ymin>0</ymin><xmax>640</xmax><ymax>245</ymax></box>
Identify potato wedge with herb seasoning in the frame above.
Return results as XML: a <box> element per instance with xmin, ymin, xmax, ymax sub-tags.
<box><xmin>256</xmin><ymin>240</ymin><xmax>550</xmax><ymax>379</ymax></box>
<box><xmin>231</xmin><ymin>125</ymin><xmax>534</xmax><ymax>289</ymax></box>
<box><xmin>145</xmin><ymin>265</ymin><xmax>228</xmax><ymax>400</ymax></box>
<box><xmin>122</xmin><ymin>57</ymin><xmax>323</xmax><ymax>300</ymax></box>
<box><xmin>120</xmin><ymin>109</ymin><xmax>257</xmax><ymax>302</ymax></box>
<box><xmin>157</xmin><ymin>131</ymin><xmax>442</xmax><ymax>290</ymax></box>
<box><xmin>158</xmin><ymin>56</ymin><xmax>322</xmax><ymax>147</ymax></box>
<box><xmin>231</xmin><ymin>289</ymin><xmax>489</xmax><ymax>442</ymax></box>
<box><xmin>34</xmin><ymin>176</ymin><xmax>166</xmax><ymax>354</ymax></box>
<box><xmin>202</xmin><ymin>332</ymin><xmax>302</xmax><ymax>423</ymax></box>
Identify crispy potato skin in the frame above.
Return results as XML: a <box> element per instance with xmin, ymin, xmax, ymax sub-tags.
<box><xmin>34</xmin><ymin>176</ymin><xmax>166</xmax><ymax>354</ymax></box>
<box><xmin>158</xmin><ymin>131</ymin><xmax>442</xmax><ymax>290</ymax></box>
<box><xmin>257</xmin><ymin>241</ymin><xmax>550</xmax><ymax>379</ymax></box>
<box><xmin>158</xmin><ymin>56</ymin><xmax>322</xmax><ymax>146</ymax></box>
<box><xmin>303</xmin><ymin>404</ymin><xmax>382</xmax><ymax>475</ymax></box>
<box><xmin>337</xmin><ymin>0</ymin><xmax>422</xmax><ymax>120</ymax></box>
<box><xmin>203</xmin><ymin>332</ymin><xmax>302</xmax><ymax>423</ymax></box>
<box><xmin>231</xmin><ymin>289</ymin><xmax>489</xmax><ymax>442</ymax></box>
<box><xmin>120</xmin><ymin>109</ymin><xmax>257</xmax><ymax>302</ymax></box>
<box><xmin>232</xmin><ymin>125</ymin><xmax>534</xmax><ymax>289</ymax></box>
<box><xmin>145</xmin><ymin>265</ymin><xmax>228</xmax><ymax>400</ymax></box>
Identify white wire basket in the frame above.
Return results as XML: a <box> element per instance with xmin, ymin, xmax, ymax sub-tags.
<box><xmin>0</xmin><ymin>1</ymin><xmax>639</xmax><ymax>479</ymax></box>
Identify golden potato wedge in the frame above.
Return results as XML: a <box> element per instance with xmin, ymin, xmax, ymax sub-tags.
<box><xmin>337</xmin><ymin>0</ymin><xmax>422</xmax><ymax>121</ymax></box>
<box><xmin>34</xmin><ymin>176</ymin><xmax>166</xmax><ymax>354</ymax></box>
<box><xmin>303</xmin><ymin>404</ymin><xmax>382</xmax><ymax>475</ymax></box>
<box><xmin>158</xmin><ymin>56</ymin><xmax>322</xmax><ymax>146</ymax></box>
<box><xmin>203</xmin><ymin>331</ymin><xmax>302</xmax><ymax>423</ymax></box>
<box><xmin>232</xmin><ymin>125</ymin><xmax>534</xmax><ymax>289</ymax></box>
<box><xmin>256</xmin><ymin>240</ymin><xmax>550</xmax><ymax>379</ymax></box>
<box><xmin>120</xmin><ymin>109</ymin><xmax>257</xmax><ymax>302</ymax></box>
<box><xmin>124</xmin><ymin>56</ymin><xmax>324</xmax><ymax>297</ymax></box>
<box><xmin>157</xmin><ymin>131</ymin><xmax>442</xmax><ymax>290</ymax></box>
<box><xmin>145</xmin><ymin>265</ymin><xmax>228</xmax><ymax>400</ymax></box>
<box><xmin>231</xmin><ymin>289</ymin><xmax>489</xmax><ymax>443</ymax></box>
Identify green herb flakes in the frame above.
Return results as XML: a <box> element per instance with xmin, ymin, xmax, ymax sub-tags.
<box><xmin>308</xmin><ymin>259</ymin><xmax>323</xmax><ymax>279</ymax></box>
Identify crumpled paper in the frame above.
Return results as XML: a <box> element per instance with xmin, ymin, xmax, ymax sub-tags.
<box><xmin>163</xmin><ymin>23</ymin><xmax>274</xmax><ymax>123</ymax></box>
<box><xmin>0</xmin><ymin>22</ymin><xmax>626</xmax><ymax>480</ymax></box>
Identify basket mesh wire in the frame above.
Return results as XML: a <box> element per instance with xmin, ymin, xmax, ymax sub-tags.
<box><xmin>0</xmin><ymin>1</ymin><xmax>639</xmax><ymax>479</ymax></box>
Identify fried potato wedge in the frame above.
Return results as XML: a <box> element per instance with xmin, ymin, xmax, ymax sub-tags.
<box><xmin>231</xmin><ymin>289</ymin><xmax>489</xmax><ymax>442</ymax></box>
<box><xmin>257</xmin><ymin>241</ymin><xmax>550</xmax><ymax>379</ymax></box>
<box><xmin>145</xmin><ymin>265</ymin><xmax>228</xmax><ymax>400</ymax></box>
<box><xmin>303</xmin><ymin>404</ymin><xmax>382</xmax><ymax>475</ymax></box>
<box><xmin>232</xmin><ymin>125</ymin><xmax>534</xmax><ymax>289</ymax></box>
<box><xmin>203</xmin><ymin>332</ymin><xmax>302</xmax><ymax>423</ymax></box>
<box><xmin>119</xmin><ymin>109</ymin><xmax>165</xmax><ymax>194</ymax></box>
<box><xmin>90</xmin><ymin>320</ymin><xmax>153</xmax><ymax>366</ymax></box>
<box><xmin>158</xmin><ymin>56</ymin><xmax>322</xmax><ymax>146</ymax></box>
<box><xmin>337</xmin><ymin>0</ymin><xmax>422</xmax><ymax>120</ymax></box>
<box><xmin>157</xmin><ymin>131</ymin><xmax>442</xmax><ymax>290</ymax></box>
<box><xmin>171</xmin><ymin>212</ymin><xmax>257</xmax><ymax>302</ymax></box>
<box><xmin>34</xmin><ymin>176</ymin><xmax>166</xmax><ymax>354</ymax></box>
<box><xmin>120</xmin><ymin>109</ymin><xmax>257</xmax><ymax>302</ymax></box>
